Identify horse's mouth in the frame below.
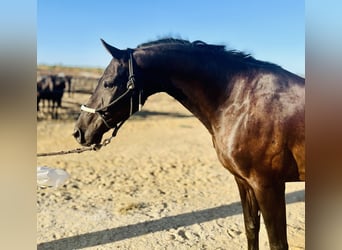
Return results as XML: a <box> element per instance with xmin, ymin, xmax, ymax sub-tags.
<box><xmin>73</xmin><ymin>128</ymin><xmax>103</xmax><ymax>147</ymax></box>
<box><xmin>92</xmin><ymin>143</ymin><xmax>105</xmax><ymax>151</ymax></box>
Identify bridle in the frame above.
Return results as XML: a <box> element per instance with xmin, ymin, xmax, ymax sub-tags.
<box><xmin>80</xmin><ymin>52</ymin><xmax>143</xmax><ymax>139</ymax></box>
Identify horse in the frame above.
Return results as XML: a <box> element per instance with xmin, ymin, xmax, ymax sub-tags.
<box><xmin>37</xmin><ymin>74</ymin><xmax>66</xmax><ymax>119</ymax></box>
<box><xmin>37</xmin><ymin>76</ymin><xmax>54</xmax><ymax>111</ymax></box>
<box><xmin>51</xmin><ymin>75</ymin><xmax>66</xmax><ymax>110</ymax></box>
<box><xmin>65</xmin><ymin>75</ymin><xmax>73</xmax><ymax>96</ymax></box>
<box><xmin>73</xmin><ymin>38</ymin><xmax>305</xmax><ymax>250</ymax></box>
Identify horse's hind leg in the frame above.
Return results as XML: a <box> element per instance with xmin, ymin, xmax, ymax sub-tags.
<box><xmin>55</xmin><ymin>106</ymin><xmax>59</xmax><ymax>119</ymax></box>
<box><xmin>254</xmin><ymin>182</ymin><xmax>288</xmax><ymax>250</ymax></box>
<box><xmin>235</xmin><ymin>177</ymin><xmax>260</xmax><ymax>250</ymax></box>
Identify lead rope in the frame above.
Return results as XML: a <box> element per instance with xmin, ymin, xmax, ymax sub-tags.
<box><xmin>36</xmin><ymin>121</ymin><xmax>125</xmax><ymax>157</ymax></box>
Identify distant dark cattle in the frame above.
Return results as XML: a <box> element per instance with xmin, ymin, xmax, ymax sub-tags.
<box><xmin>37</xmin><ymin>74</ymin><xmax>66</xmax><ymax>119</ymax></box>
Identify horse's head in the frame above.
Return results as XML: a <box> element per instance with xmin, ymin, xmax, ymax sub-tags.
<box><xmin>73</xmin><ymin>39</ymin><xmax>143</xmax><ymax>146</ymax></box>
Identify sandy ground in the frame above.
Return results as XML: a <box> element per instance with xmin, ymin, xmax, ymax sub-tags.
<box><xmin>37</xmin><ymin>92</ymin><xmax>305</xmax><ymax>250</ymax></box>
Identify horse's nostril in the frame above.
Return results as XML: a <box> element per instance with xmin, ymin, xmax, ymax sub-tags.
<box><xmin>73</xmin><ymin>128</ymin><xmax>79</xmax><ymax>138</ymax></box>
<box><xmin>73</xmin><ymin>128</ymin><xmax>82</xmax><ymax>143</ymax></box>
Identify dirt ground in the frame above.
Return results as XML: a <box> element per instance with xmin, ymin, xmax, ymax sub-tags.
<box><xmin>37</xmin><ymin>91</ymin><xmax>305</xmax><ymax>250</ymax></box>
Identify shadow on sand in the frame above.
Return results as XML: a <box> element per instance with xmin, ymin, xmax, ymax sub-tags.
<box><xmin>37</xmin><ymin>190</ymin><xmax>304</xmax><ymax>250</ymax></box>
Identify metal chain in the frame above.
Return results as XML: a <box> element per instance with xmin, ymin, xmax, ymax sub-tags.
<box><xmin>36</xmin><ymin>145</ymin><xmax>97</xmax><ymax>157</ymax></box>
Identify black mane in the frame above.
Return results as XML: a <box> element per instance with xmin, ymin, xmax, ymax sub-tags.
<box><xmin>138</xmin><ymin>38</ymin><xmax>227</xmax><ymax>54</ymax></box>
<box><xmin>138</xmin><ymin>38</ymin><xmax>191</xmax><ymax>47</ymax></box>
<box><xmin>137</xmin><ymin>37</ymin><xmax>279</xmax><ymax>69</ymax></box>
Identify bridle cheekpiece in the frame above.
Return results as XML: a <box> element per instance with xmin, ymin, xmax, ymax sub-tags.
<box><xmin>80</xmin><ymin>52</ymin><xmax>142</xmax><ymax>138</ymax></box>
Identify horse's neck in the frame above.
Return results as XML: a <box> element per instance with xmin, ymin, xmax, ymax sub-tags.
<box><xmin>138</xmin><ymin>50</ymin><xmax>224</xmax><ymax>134</ymax></box>
<box><xmin>167</xmin><ymin>78</ymin><xmax>219</xmax><ymax>134</ymax></box>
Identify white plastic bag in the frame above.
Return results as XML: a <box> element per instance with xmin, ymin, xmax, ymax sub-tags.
<box><xmin>37</xmin><ymin>166</ymin><xmax>69</xmax><ymax>188</ymax></box>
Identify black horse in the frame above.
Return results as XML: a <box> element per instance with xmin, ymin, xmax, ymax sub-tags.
<box><xmin>37</xmin><ymin>76</ymin><xmax>53</xmax><ymax>111</ymax></box>
<box><xmin>73</xmin><ymin>38</ymin><xmax>305</xmax><ymax>250</ymax></box>
<box><xmin>37</xmin><ymin>74</ymin><xmax>66</xmax><ymax>119</ymax></box>
<box><xmin>65</xmin><ymin>75</ymin><xmax>73</xmax><ymax>96</ymax></box>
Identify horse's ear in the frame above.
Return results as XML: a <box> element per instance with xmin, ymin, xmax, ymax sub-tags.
<box><xmin>100</xmin><ymin>39</ymin><xmax>125</xmax><ymax>59</ymax></box>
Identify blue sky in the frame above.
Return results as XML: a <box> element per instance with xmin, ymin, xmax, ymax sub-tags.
<box><xmin>37</xmin><ymin>1</ymin><xmax>304</xmax><ymax>75</ymax></box>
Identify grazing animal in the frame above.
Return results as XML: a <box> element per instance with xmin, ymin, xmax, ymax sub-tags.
<box><xmin>73</xmin><ymin>38</ymin><xmax>305</xmax><ymax>250</ymax></box>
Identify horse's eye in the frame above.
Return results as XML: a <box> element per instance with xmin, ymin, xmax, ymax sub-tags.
<box><xmin>103</xmin><ymin>81</ymin><xmax>113</xmax><ymax>88</ymax></box>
